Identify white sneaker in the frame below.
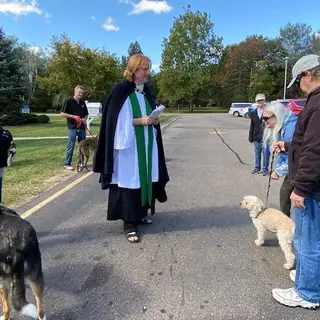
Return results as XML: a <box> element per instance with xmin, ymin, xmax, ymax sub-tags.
<box><xmin>272</xmin><ymin>287</ymin><xmax>320</xmax><ymax>309</ymax></box>
<box><xmin>290</xmin><ymin>270</ymin><xmax>296</xmax><ymax>282</ymax></box>
<box><xmin>64</xmin><ymin>165</ymin><xmax>74</xmax><ymax>170</ymax></box>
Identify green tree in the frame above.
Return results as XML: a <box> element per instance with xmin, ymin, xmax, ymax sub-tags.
<box><xmin>16</xmin><ymin>45</ymin><xmax>49</xmax><ymax>106</ymax></box>
<box><xmin>37</xmin><ymin>34</ymin><xmax>122</xmax><ymax>109</ymax></box>
<box><xmin>279</xmin><ymin>23</ymin><xmax>318</xmax><ymax>97</ymax></box>
<box><xmin>158</xmin><ymin>9</ymin><xmax>223</xmax><ymax>111</ymax></box>
<box><xmin>280</xmin><ymin>23</ymin><xmax>315</xmax><ymax>64</ymax></box>
<box><xmin>0</xmin><ymin>28</ymin><xmax>24</xmax><ymax>115</ymax></box>
<box><xmin>128</xmin><ymin>41</ymin><xmax>143</xmax><ymax>57</ymax></box>
<box><xmin>312</xmin><ymin>32</ymin><xmax>320</xmax><ymax>55</ymax></box>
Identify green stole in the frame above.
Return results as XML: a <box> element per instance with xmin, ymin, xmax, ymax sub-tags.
<box><xmin>129</xmin><ymin>92</ymin><xmax>154</xmax><ymax>206</ymax></box>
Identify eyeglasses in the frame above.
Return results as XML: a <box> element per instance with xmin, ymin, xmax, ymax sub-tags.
<box><xmin>295</xmin><ymin>72</ymin><xmax>307</xmax><ymax>88</ymax></box>
<box><xmin>262</xmin><ymin>115</ymin><xmax>274</xmax><ymax>121</ymax></box>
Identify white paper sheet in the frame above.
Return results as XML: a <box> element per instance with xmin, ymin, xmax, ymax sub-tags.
<box><xmin>149</xmin><ymin>105</ymin><xmax>165</xmax><ymax>118</ymax></box>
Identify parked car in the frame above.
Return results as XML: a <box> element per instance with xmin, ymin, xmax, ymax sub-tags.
<box><xmin>228</xmin><ymin>102</ymin><xmax>252</xmax><ymax>117</ymax></box>
<box><xmin>240</xmin><ymin>103</ymin><xmax>258</xmax><ymax>118</ymax></box>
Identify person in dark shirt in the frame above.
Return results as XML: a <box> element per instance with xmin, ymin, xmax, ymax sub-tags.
<box><xmin>272</xmin><ymin>54</ymin><xmax>320</xmax><ymax>309</ymax></box>
<box><xmin>61</xmin><ymin>85</ymin><xmax>89</xmax><ymax>170</ymax></box>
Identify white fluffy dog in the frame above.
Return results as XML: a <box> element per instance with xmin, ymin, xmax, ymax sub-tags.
<box><xmin>240</xmin><ymin>195</ymin><xmax>295</xmax><ymax>269</ymax></box>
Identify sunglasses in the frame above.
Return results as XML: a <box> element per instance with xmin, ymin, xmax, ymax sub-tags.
<box><xmin>295</xmin><ymin>72</ymin><xmax>307</xmax><ymax>88</ymax></box>
<box><xmin>262</xmin><ymin>115</ymin><xmax>275</xmax><ymax>121</ymax></box>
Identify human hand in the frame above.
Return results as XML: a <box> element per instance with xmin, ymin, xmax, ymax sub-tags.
<box><xmin>290</xmin><ymin>191</ymin><xmax>305</xmax><ymax>209</ymax></box>
<box><xmin>152</xmin><ymin>117</ymin><xmax>160</xmax><ymax>125</ymax></box>
<box><xmin>141</xmin><ymin>116</ymin><xmax>154</xmax><ymax>126</ymax></box>
<box><xmin>271</xmin><ymin>171</ymin><xmax>279</xmax><ymax>180</ymax></box>
<box><xmin>73</xmin><ymin>115</ymin><xmax>81</xmax><ymax>122</ymax></box>
<box><xmin>273</xmin><ymin>141</ymin><xmax>285</xmax><ymax>153</ymax></box>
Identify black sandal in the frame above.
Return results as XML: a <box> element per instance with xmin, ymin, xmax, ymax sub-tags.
<box><xmin>126</xmin><ymin>232</ymin><xmax>140</xmax><ymax>243</ymax></box>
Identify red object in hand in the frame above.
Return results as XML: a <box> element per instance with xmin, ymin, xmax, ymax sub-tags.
<box><xmin>74</xmin><ymin>116</ymin><xmax>81</xmax><ymax>122</ymax></box>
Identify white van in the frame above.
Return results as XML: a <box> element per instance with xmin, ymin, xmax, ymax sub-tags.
<box><xmin>229</xmin><ymin>103</ymin><xmax>252</xmax><ymax>117</ymax></box>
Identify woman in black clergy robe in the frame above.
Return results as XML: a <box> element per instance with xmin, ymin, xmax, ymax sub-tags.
<box><xmin>93</xmin><ymin>54</ymin><xmax>169</xmax><ymax>243</ymax></box>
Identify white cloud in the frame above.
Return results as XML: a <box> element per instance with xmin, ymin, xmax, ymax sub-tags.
<box><xmin>152</xmin><ymin>63</ymin><xmax>160</xmax><ymax>72</ymax></box>
<box><xmin>90</xmin><ymin>15</ymin><xmax>96</xmax><ymax>21</ymax></box>
<box><xmin>102</xmin><ymin>17</ymin><xmax>120</xmax><ymax>32</ymax></box>
<box><xmin>28</xmin><ymin>45</ymin><xmax>40</xmax><ymax>54</ymax></box>
<box><xmin>0</xmin><ymin>0</ymin><xmax>50</xmax><ymax>21</ymax></box>
<box><xmin>119</xmin><ymin>0</ymin><xmax>173</xmax><ymax>15</ymax></box>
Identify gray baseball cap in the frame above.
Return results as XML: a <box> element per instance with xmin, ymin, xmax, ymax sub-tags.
<box><xmin>287</xmin><ymin>54</ymin><xmax>320</xmax><ymax>88</ymax></box>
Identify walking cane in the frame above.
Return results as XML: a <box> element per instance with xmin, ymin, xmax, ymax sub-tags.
<box><xmin>266</xmin><ymin>151</ymin><xmax>276</xmax><ymax>204</ymax></box>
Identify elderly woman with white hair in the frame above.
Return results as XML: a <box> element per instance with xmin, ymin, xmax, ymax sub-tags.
<box><xmin>262</xmin><ymin>101</ymin><xmax>298</xmax><ymax>216</ymax></box>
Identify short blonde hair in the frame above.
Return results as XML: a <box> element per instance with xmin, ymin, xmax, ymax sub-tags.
<box><xmin>124</xmin><ymin>54</ymin><xmax>151</xmax><ymax>82</ymax></box>
<box><xmin>74</xmin><ymin>85</ymin><xmax>85</xmax><ymax>92</ymax></box>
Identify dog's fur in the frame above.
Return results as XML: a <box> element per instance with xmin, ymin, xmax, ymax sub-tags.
<box><xmin>7</xmin><ymin>143</ymin><xmax>16</xmax><ymax>167</ymax></box>
<box><xmin>77</xmin><ymin>135</ymin><xmax>98</xmax><ymax>172</ymax></box>
<box><xmin>0</xmin><ymin>205</ymin><xmax>46</xmax><ymax>320</ymax></box>
<box><xmin>240</xmin><ymin>195</ymin><xmax>295</xmax><ymax>269</ymax></box>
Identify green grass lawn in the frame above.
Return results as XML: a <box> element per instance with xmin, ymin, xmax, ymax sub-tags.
<box><xmin>2</xmin><ymin>114</ymin><xmax>176</xmax><ymax>208</ymax></box>
<box><xmin>2</xmin><ymin>139</ymin><xmax>75</xmax><ymax>208</ymax></box>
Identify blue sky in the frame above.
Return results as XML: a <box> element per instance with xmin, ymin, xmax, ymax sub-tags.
<box><xmin>1</xmin><ymin>0</ymin><xmax>320</xmax><ymax>71</ymax></box>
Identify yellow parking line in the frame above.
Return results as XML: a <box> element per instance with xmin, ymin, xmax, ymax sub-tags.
<box><xmin>20</xmin><ymin>171</ymin><xmax>94</xmax><ymax>219</ymax></box>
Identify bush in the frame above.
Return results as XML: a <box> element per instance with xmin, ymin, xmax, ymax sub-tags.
<box><xmin>0</xmin><ymin>113</ymin><xmax>50</xmax><ymax>125</ymax></box>
<box><xmin>37</xmin><ymin>114</ymin><xmax>50</xmax><ymax>123</ymax></box>
<box><xmin>25</xmin><ymin>113</ymin><xmax>39</xmax><ymax>123</ymax></box>
<box><xmin>0</xmin><ymin>114</ymin><xmax>28</xmax><ymax>126</ymax></box>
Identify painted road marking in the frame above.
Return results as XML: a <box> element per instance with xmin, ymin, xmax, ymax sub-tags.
<box><xmin>209</xmin><ymin>131</ymin><xmax>226</xmax><ymax>134</ymax></box>
<box><xmin>20</xmin><ymin>171</ymin><xmax>94</xmax><ymax>219</ymax></box>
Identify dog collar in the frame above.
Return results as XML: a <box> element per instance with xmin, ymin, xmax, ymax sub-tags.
<box><xmin>256</xmin><ymin>207</ymin><xmax>266</xmax><ymax>217</ymax></box>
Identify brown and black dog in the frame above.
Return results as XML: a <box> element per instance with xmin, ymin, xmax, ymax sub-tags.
<box><xmin>0</xmin><ymin>205</ymin><xmax>46</xmax><ymax>320</ymax></box>
<box><xmin>77</xmin><ymin>135</ymin><xmax>99</xmax><ymax>172</ymax></box>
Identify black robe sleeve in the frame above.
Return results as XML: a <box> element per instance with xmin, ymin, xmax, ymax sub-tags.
<box><xmin>93</xmin><ymin>80</ymin><xmax>169</xmax><ymax>202</ymax></box>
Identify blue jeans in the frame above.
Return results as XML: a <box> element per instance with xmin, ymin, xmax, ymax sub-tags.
<box><xmin>253</xmin><ymin>141</ymin><xmax>270</xmax><ymax>171</ymax></box>
<box><xmin>294</xmin><ymin>196</ymin><xmax>320</xmax><ymax>303</ymax></box>
<box><xmin>64</xmin><ymin>129</ymin><xmax>86</xmax><ymax>166</ymax></box>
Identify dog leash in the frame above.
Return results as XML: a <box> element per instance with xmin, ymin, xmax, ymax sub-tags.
<box><xmin>266</xmin><ymin>151</ymin><xmax>276</xmax><ymax>204</ymax></box>
<box><xmin>85</xmin><ymin>125</ymin><xmax>95</xmax><ymax>138</ymax></box>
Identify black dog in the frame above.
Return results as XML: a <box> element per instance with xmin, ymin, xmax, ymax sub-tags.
<box><xmin>0</xmin><ymin>205</ymin><xmax>46</xmax><ymax>320</ymax></box>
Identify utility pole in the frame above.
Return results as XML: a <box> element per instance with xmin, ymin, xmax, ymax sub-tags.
<box><xmin>283</xmin><ymin>57</ymin><xmax>289</xmax><ymax>99</ymax></box>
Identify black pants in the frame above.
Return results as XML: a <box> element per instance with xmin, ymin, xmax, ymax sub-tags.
<box><xmin>123</xmin><ymin>222</ymin><xmax>138</xmax><ymax>234</ymax></box>
<box><xmin>0</xmin><ymin>176</ymin><xmax>2</xmax><ymax>204</ymax></box>
<box><xmin>280</xmin><ymin>175</ymin><xmax>294</xmax><ymax>217</ymax></box>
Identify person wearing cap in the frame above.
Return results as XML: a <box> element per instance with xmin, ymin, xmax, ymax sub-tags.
<box><xmin>248</xmin><ymin>93</ymin><xmax>270</xmax><ymax>176</ymax></box>
<box><xmin>272</xmin><ymin>54</ymin><xmax>320</xmax><ymax>309</ymax></box>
